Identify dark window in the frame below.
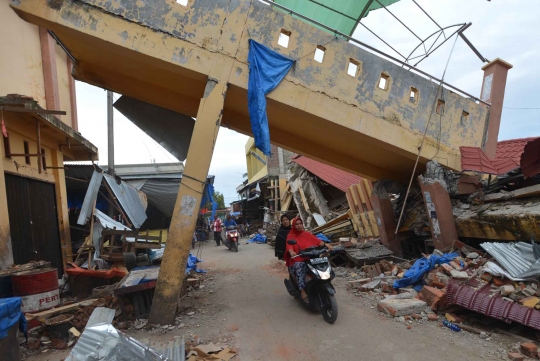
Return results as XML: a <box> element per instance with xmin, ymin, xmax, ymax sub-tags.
<box><xmin>41</xmin><ymin>148</ymin><xmax>46</xmax><ymax>170</ymax></box>
<box><xmin>23</xmin><ymin>141</ymin><xmax>30</xmax><ymax>165</ymax></box>
<box><xmin>3</xmin><ymin>135</ymin><xmax>10</xmax><ymax>159</ymax></box>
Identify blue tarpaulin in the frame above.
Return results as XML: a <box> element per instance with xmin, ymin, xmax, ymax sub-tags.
<box><xmin>248</xmin><ymin>234</ymin><xmax>267</xmax><ymax>244</ymax></box>
<box><xmin>248</xmin><ymin>40</ymin><xmax>295</xmax><ymax>155</ymax></box>
<box><xmin>0</xmin><ymin>297</ymin><xmax>26</xmax><ymax>340</ymax></box>
<box><xmin>316</xmin><ymin>233</ymin><xmax>331</xmax><ymax>243</ymax></box>
<box><xmin>393</xmin><ymin>253</ymin><xmax>458</xmax><ymax>291</ymax></box>
<box><xmin>200</xmin><ymin>182</ymin><xmax>217</xmax><ymax>220</ymax></box>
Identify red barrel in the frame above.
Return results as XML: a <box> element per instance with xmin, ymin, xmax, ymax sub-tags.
<box><xmin>12</xmin><ymin>268</ymin><xmax>60</xmax><ymax>312</ymax></box>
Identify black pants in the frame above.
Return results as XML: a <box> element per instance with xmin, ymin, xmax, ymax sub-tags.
<box><xmin>214</xmin><ymin>231</ymin><xmax>222</xmax><ymax>246</ymax></box>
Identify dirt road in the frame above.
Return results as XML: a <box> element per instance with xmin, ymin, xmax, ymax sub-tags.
<box><xmin>200</xmin><ymin>240</ymin><xmax>507</xmax><ymax>361</ymax></box>
<box><xmin>27</xmin><ymin>239</ymin><xmax>514</xmax><ymax>360</ymax></box>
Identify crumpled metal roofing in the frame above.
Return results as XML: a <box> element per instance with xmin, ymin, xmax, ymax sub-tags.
<box><xmin>103</xmin><ymin>173</ymin><xmax>147</xmax><ymax>229</ymax></box>
<box><xmin>66</xmin><ymin>323</ymin><xmax>184</xmax><ymax>361</ymax></box>
<box><xmin>291</xmin><ymin>156</ymin><xmax>362</xmax><ymax>192</ymax></box>
<box><xmin>460</xmin><ymin>136</ymin><xmax>540</xmax><ymax>175</ymax></box>
<box><xmin>77</xmin><ymin>171</ymin><xmax>103</xmax><ymax>226</ymax></box>
<box><xmin>446</xmin><ymin>280</ymin><xmax>540</xmax><ymax>331</ymax></box>
<box><xmin>480</xmin><ymin>241</ymin><xmax>540</xmax><ymax>279</ymax></box>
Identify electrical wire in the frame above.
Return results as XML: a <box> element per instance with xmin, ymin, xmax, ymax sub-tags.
<box><xmin>394</xmin><ymin>34</ymin><xmax>459</xmax><ymax>235</ymax></box>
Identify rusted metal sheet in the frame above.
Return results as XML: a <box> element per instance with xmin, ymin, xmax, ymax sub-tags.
<box><xmin>446</xmin><ymin>280</ymin><xmax>540</xmax><ymax>330</ymax></box>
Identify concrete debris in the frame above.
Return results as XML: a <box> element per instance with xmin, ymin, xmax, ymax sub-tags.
<box><xmin>377</xmin><ymin>296</ymin><xmax>427</xmax><ymax>317</ymax></box>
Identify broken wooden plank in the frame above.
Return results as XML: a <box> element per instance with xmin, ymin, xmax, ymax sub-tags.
<box><xmin>26</xmin><ymin>302</ymin><xmax>85</xmax><ymax>321</ymax></box>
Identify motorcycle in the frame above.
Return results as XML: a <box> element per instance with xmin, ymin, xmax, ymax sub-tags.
<box><xmin>283</xmin><ymin>240</ymin><xmax>338</xmax><ymax>324</ymax></box>
<box><xmin>224</xmin><ymin>225</ymin><xmax>239</xmax><ymax>252</ymax></box>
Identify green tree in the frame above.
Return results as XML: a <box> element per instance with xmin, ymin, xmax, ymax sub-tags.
<box><xmin>207</xmin><ymin>191</ymin><xmax>225</xmax><ymax>209</ymax></box>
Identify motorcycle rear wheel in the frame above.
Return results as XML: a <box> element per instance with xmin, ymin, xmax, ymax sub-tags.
<box><xmin>321</xmin><ymin>293</ymin><xmax>338</xmax><ymax>324</ymax></box>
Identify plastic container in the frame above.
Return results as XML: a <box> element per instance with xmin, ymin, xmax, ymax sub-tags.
<box><xmin>12</xmin><ymin>268</ymin><xmax>59</xmax><ymax>312</ymax></box>
<box><xmin>443</xmin><ymin>320</ymin><xmax>461</xmax><ymax>332</ymax></box>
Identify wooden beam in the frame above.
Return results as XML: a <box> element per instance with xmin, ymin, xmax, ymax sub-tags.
<box><xmin>1</xmin><ymin>106</ymin><xmax>66</xmax><ymax>115</ymax></box>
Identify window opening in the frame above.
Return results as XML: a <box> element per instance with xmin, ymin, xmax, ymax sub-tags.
<box><xmin>278</xmin><ymin>29</ymin><xmax>291</xmax><ymax>48</ymax></box>
<box><xmin>314</xmin><ymin>45</ymin><xmax>326</xmax><ymax>63</ymax></box>
<box><xmin>347</xmin><ymin>59</ymin><xmax>359</xmax><ymax>77</ymax></box>
<box><xmin>23</xmin><ymin>141</ymin><xmax>30</xmax><ymax>165</ymax></box>
<box><xmin>176</xmin><ymin>0</ymin><xmax>188</xmax><ymax>6</ymax></box>
<box><xmin>378</xmin><ymin>74</ymin><xmax>389</xmax><ymax>90</ymax></box>
<box><xmin>409</xmin><ymin>87</ymin><xmax>419</xmax><ymax>104</ymax></box>
<box><xmin>460</xmin><ymin>110</ymin><xmax>469</xmax><ymax>126</ymax></box>
<box><xmin>436</xmin><ymin>100</ymin><xmax>445</xmax><ymax>115</ymax></box>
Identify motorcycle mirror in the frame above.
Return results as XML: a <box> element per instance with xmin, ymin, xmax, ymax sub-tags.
<box><xmin>287</xmin><ymin>240</ymin><xmax>297</xmax><ymax>245</ymax></box>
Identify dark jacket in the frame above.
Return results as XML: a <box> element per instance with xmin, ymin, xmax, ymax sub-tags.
<box><xmin>275</xmin><ymin>225</ymin><xmax>291</xmax><ymax>260</ymax></box>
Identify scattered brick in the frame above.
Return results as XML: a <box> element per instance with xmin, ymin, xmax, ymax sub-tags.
<box><xmin>419</xmin><ymin>286</ymin><xmax>446</xmax><ymax>311</ymax></box>
<box><xmin>411</xmin><ymin>313</ymin><xmax>422</xmax><ymax>320</ymax></box>
<box><xmin>480</xmin><ymin>272</ymin><xmax>493</xmax><ymax>282</ymax></box>
<box><xmin>507</xmin><ymin>352</ymin><xmax>524</xmax><ymax>361</ymax></box>
<box><xmin>427</xmin><ymin>313</ymin><xmax>438</xmax><ymax>321</ymax></box>
<box><xmin>520</xmin><ymin>342</ymin><xmax>538</xmax><ymax>358</ymax></box>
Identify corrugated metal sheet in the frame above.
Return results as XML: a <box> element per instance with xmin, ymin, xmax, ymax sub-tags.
<box><xmin>291</xmin><ymin>156</ymin><xmax>362</xmax><ymax>192</ymax></box>
<box><xmin>77</xmin><ymin>171</ymin><xmax>103</xmax><ymax>225</ymax></box>
<box><xmin>103</xmin><ymin>173</ymin><xmax>147</xmax><ymax>229</ymax></box>
<box><xmin>121</xmin><ymin>174</ymin><xmax>182</xmax><ymax>179</ymax></box>
<box><xmin>480</xmin><ymin>242</ymin><xmax>540</xmax><ymax>279</ymax></box>
<box><xmin>66</xmin><ymin>323</ymin><xmax>183</xmax><ymax>361</ymax></box>
<box><xmin>447</xmin><ymin>279</ymin><xmax>540</xmax><ymax>331</ymax></box>
<box><xmin>94</xmin><ymin>209</ymin><xmax>130</xmax><ymax>230</ymax></box>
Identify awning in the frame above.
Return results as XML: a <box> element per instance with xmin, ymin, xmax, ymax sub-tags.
<box><xmin>114</xmin><ymin>96</ymin><xmax>193</xmax><ymax>162</ymax></box>
<box><xmin>273</xmin><ymin>0</ymin><xmax>401</xmax><ymax>36</ymax></box>
<box><xmin>0</xmin><ymin>95</ymin><xmax>98</xmax><ymax>161</ymax></box>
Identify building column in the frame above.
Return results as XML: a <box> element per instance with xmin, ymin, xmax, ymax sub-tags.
<box><xmin>51</xmin><ymin>149</ymin><xmax>73</xmax><ymax>267</ymax></box>
<box><xmin>150</xmin><ymin>78</ymin><xmax>228</xmax><ymax>326</ymax></box>
<box><xmin>371</xmin><ymin>193</ymin><xmax>402</xmax><ymax>257</ymax></box>
<box><xmin>419</xmin><ymin>176</ymin><xmax>458</xmax><ymax>250</ymax></box>
<box><xmin>39</xmin><ymin>28</ymin><xmax>61</xmax><ymax>112</ymax></box>
<box><xmin>480</xmin><ymin>58</ymin><xmax>513</xmax><ymax>158</ymax></box>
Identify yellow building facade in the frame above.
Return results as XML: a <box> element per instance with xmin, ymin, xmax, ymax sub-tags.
<box><xmin>0</xmin><ymin>0</ymin><xmax>97</xmax><ymax>272</ymax></box>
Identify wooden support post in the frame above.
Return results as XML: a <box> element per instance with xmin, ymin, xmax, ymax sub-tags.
<box><xmin>149</xmin><ymin>79</ymin><xmax>227</xmax><ymax>325</ymax></box>
<box><xmin>36</xmin><ymin>120</ymin><xmax>42</xmax><ymax>174</ymax></box>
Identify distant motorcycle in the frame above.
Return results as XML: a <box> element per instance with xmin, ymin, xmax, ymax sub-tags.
<box><xmin>284</xmin><ymin>240</ymin><xmax>338</xmax><ymax>324</ymax></box>
<box><xmin>224</xmin><ymin>225</ymin><xmax>239</xmax><ymax>252</ymax></box>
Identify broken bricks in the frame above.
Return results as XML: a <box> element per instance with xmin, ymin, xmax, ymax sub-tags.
<box><xmin>520</xmin><ymin>342</ymin><xmax>539</xmax><ymax>359</ymax></box>
<box><xmin>419</xmin><ymin>286</ymin><xmax>446</xmax><ymax>311</ymax></box>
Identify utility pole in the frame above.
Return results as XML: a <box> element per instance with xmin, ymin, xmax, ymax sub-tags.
<box><xmin>107</xmin><ymin>90</ymin><xmax>115</xmax><ymax>217</ymax></box>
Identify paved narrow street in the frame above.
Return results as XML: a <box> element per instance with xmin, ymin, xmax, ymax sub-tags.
<box><xmin>200</xmin><ymin>240</ymin><xmax>493</xmax><ymax>361</ymax></box>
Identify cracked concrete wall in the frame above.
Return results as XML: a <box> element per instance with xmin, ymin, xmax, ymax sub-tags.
<box><xmin>11</xmin><ymin>0</ymin><xmax>491</xmax><ymax>178</ymax></box>
<box><xmin>73</xmin><ymin>0</ymin><xmax>487</xmax><ymax>151</ymax></box>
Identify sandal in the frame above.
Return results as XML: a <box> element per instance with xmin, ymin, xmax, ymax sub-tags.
<box><xmin>302</xmin><ymin>296</ymin><xmax>309</xmax><ymax>304</ymax></box>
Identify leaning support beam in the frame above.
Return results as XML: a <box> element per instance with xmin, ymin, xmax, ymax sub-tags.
<box><xmin>149</xmin><ymin>78</ymin><xmax>228</xmax><ymax>326</ymax></box>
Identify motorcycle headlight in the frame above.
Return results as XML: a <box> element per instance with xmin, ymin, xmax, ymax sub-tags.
<box><xmin>319</xmin><ymin>269</ymin><xmax>331</xmax><ymax>280</ymax></box>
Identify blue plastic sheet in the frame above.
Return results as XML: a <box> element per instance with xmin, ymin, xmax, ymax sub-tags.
<box><xmin>247</xmin><ymin>234</ymin><xmax>267</xmax><ymax>244</ymax></box>
<box><xmin>0</xmin><ymin>297</ymin><xmax>26</xmax><ymax>340</ymax></box>
<box><xmin>200</xmin><ymin>182</ymin><xmax>217</xmax><ymax>220</ymax></box>
<box><xmin>316</xmin><ymin>233</ymin><xmax>331</xmax><ymax>243</ymax></box>
<box><xmin>248</xmin><ymin>40</ymin><xmax>295</xmax><ymax>155</ymax></box>
<box><xmin>186</xmin><ymin>253</ymin><xmax>206</xmax><ymax>274</ymax></box>
<box><xmin>393</xmin><ymin>253</ymin><xmax>458</xmax><ymax>291</ymax></box>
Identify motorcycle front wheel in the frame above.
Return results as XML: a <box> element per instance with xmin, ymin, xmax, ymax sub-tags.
<box><xmin>234</xmin><ymin>240</ymin><xmax>239</xmax><ymax>252</ymax></box>
<box><xmin>321</xmin><ymin>293</ymin><xmax>338</xmax><ymax>324</ymax></box>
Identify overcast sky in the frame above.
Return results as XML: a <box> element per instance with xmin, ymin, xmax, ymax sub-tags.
<box><xmin>75</xmin><ymin>0</ymin><xmax>540</xmax><ymax>203</ymax></box>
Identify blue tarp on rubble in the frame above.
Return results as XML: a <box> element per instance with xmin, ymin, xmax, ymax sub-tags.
<box><xmin>247</xmin><ymin>234</ymin><xmax>267</xmax><ymax>244</ymax></box>
<box><xmin>393</xmin><ymin>253</ymin><xmax>458</xmax><ymax>291</ymax></box>
<box><xmin>316</xmin><ymin>233</ymin><xmax>332</xmax><ymax>243</ymax></box>
<box><xmin>0</xmin><ymin>297</ymin><xmax>26</xmax><ymax>340</ymax></box>
<box><xmin>248</xmin><ymin>39</ymin><xmax>295</xmax><ymax>155</ymax></box>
